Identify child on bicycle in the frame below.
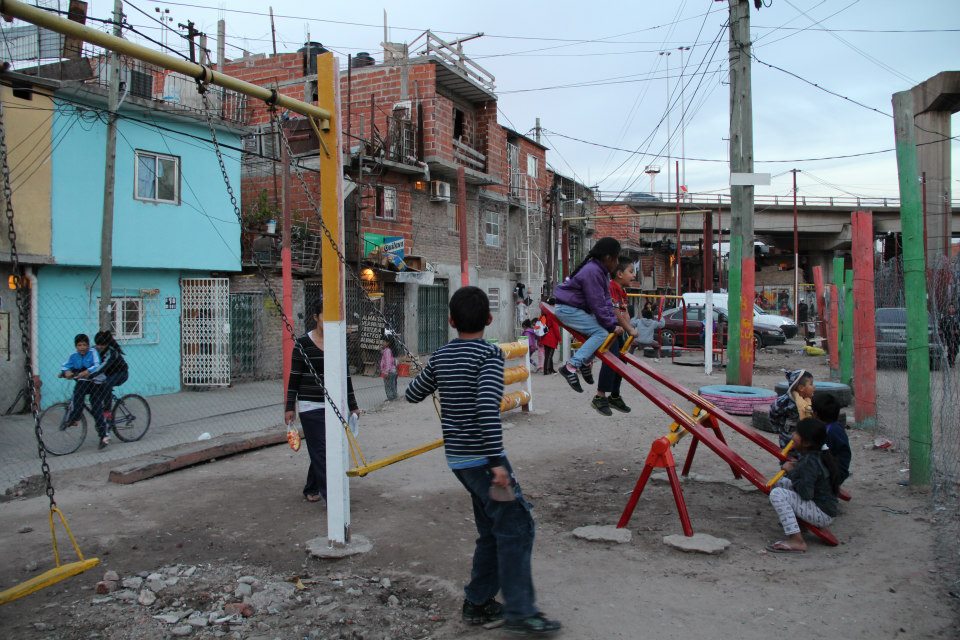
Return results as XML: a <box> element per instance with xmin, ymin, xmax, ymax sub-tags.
<box><xmin>61</xmin><ymin>333</ymin><xmax>101</xmax><ymax>428</ymax></box>
<box><xmin>86</xmin><ymin>330</ymin><xmax>129</xmax><ymax>450</ymax></box>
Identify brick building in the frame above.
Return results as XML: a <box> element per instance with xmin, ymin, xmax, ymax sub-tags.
<box><xmin>220</xmin><ymin>34</ymin><xmax>551</xmax><ymax>355</ymax></box>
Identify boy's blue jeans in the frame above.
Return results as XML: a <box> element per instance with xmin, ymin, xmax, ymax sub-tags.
<box><xmin>453</xmin><ymin>458</ymin><xmax>538</xmax><ymax>622</ymax></box>
<box><xmin>553</xmin><ymin>303</ymin><xmax>611</xmax><ymax>368</ymax></box>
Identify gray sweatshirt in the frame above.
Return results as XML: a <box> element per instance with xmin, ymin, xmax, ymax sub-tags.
<box><xmin>631</xmin><ymin>317</ymin><xmax>665</xmax><ymax>344</ymax></box>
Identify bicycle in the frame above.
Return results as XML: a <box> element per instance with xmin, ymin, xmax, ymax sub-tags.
<box><xmin>39</xmin><ymin>383</ymin><xmax>151</xmax><ymax>455</ymax></box>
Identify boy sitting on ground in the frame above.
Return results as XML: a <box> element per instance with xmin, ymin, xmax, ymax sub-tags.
<box><xmin>769</xmin><ymin>369</ymin><xmax>815</xmax><ymax>449</ymax></box>
<box><xmin>812</xmin><ymin>394</ymin><xmax>851</xmax><ymax>485</ymax></box>
<box><xmin>630</xmin><ymin>306</ymin><xmax>665</xmax><ymax>359</ymax></box>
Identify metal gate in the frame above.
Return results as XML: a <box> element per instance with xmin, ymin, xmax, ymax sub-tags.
<box><xmin>383</xmin><ymin>282</ymin><xmax>405</xmax><ymax>341</ymax></box>
<box><xmin>181</xmin><ymin>278</ymin><xmax>231</xmax><ymax>386</ymax></box>
<box><xmin>229</xmin><ymin>292</ymin><xmax>259</xmax><ymax>380</ymax></box>
<box><xmin>418</xmin><ymin>281</ymin><xmax>449</xmax><ymax>354</ymax></box>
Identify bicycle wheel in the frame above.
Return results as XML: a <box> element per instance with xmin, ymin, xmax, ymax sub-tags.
<box><xmin>112</xmin><ymin>394</ymin><xmax>151</xmax><ymax>442</ymax></box>
<box><xmin>39</xmin><ymin>402</ymin><xmax>88</xmax><ymax>455</ymax></box>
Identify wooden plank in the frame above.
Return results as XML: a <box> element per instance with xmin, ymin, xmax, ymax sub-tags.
<box><xmin>108</xmin><ymin>428</ymin><xmax>287</xmax><ymax>484</ymax></box>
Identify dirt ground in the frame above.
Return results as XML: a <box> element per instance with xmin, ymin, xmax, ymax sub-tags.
<box><xmin>1</xmin><ymin>348</ymin><xmax>958</xmax><ymax>639</ymax></box>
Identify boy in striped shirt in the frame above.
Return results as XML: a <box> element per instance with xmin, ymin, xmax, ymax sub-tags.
<box><xmin>406</xmin><ymin>286</ymin><xmax>560</xmax><ymax>636</ymax></box>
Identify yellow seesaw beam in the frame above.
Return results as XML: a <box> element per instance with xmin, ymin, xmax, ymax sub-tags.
<box><xmin>346</xmin><ymin>439</ymin><xmax>445</xmax><ymax>478</ymax></box>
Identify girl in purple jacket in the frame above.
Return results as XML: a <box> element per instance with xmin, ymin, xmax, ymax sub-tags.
<box><xmin>553</xmin><ymin>237</ymin><xmax>623</xmax><ymax>393</ymax></box>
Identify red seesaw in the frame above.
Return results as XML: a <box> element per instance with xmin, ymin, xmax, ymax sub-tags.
<box><xmin>542</xmin><ymin>303</ymin><xmax>846</xmax><ymax>546</ymax></box>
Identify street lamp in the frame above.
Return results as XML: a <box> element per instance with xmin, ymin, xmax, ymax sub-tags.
<box><xmin>659</xmin><ymin>50</ymin><xmax>671</xmax><ymax>201</ymax></box>
<box><xmin>677</xmin><ymin>46</ymin><xmax>691</xmax><ymax>199</ymax></box>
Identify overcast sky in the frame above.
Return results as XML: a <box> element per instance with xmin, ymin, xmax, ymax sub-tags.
<box><xmin>99</xmin><ymin>1</ymin><xmax>960</xmax><ymax>200</ymax></box>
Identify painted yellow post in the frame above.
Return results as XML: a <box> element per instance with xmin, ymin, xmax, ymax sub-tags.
<box><xmin>315</xmin><ymin>52</ymin><xmax>351</xmax><ymax>546</ymax></box>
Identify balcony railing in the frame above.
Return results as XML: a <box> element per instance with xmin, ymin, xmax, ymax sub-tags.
<box><xmin>243</xmin><ymin>220</ymin><xmax>323</xmax><ymax>275</ymax></box>
<box><xmin>453</xmin><ymin>138</ymin><xmax>486</xmax><ymax>173</ymax></box>
<box><xmin>408</xmin><ymin>30</ymin><xmax>496</xmax><ymax>94</ymax></box>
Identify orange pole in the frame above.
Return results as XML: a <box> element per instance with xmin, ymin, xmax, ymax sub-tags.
<box><xmin>457</xmin><ymin>166</ymin><xmax>469</xmax><ymax>287</ymax></box>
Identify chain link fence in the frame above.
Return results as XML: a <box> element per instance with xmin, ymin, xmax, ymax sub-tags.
<box><xmin>874</xmin><ymin>254</ymin><xmax>959</xmax><ymax>593</ymax></box>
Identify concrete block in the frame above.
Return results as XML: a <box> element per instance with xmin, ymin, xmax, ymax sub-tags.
<box><xmin>662</xmin><ymin>533</ymin><xmax>731</xmax><ymax>555</ymax></box>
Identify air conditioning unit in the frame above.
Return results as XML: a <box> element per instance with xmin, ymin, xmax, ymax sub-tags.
<box><xmin>430</xmin><ymin>180</ymin><xmax>451</xmax><ymax>202</ymax></box>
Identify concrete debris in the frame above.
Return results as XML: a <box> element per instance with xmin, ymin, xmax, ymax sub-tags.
<box><xmin>572</xmin><ymin>524</ymin><xmax>633</xmax><ymax>543</ymax></box>
<box><xmin>137</xmin><ymin>589</ymin><xmax>157</xmax><ymax>606</ymax></box>
<box><xmin>662</xmin><ymin>533</ymin><xmax>731</xmax><ymax>555</ymax></box>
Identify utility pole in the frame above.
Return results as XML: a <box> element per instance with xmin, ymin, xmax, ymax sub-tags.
<box><xmin>535</xmin><ymin>116</ymin><xmax>541</xmax><ymax>144</ymax></box>
<box><xmin>791</xmin><ymin>168</ymin><xmax>800</xmax><ymax>324</ymax></box>
<box><xmin>178</xmin><ymin>20</ymin><xmax>198</xmax><ymax>62</ymax></box>
<box><xmin>99</xmin><ymin>0</ymin><xmax>123</xmax><ymax>331</ymax></box>
<box><xmin>725</xmin><ymin>0</ymin><xmax>755</xmax><ymax>386</ymax></box>
<box><xmin>269</xmin><ymin>7</ymin><xmax>277</xmax><ymax>56</ymax></box>
<box><xmin>216</xmin><ymin>19</ymin><xmax>225</xmax><ymax>66</ymax></box>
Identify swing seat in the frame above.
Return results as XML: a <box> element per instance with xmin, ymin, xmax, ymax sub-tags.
<box><xmin>0</xmin><ymin>506</ymin><xmax>100</xmax><ymax>606</ymax></box>
<box><xmin>0</xmin><ymin>558</ymin><xmax>100</xmax><ymax>605</ymax></box>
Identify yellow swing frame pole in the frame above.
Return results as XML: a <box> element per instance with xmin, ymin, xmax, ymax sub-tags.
<box><xmin>0</xmin><ymin>0</ymin><xmax>329</xmax><ymax>124</ymax></box>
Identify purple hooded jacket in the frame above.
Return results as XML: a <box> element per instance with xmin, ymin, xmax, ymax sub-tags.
<box><xmin>554</xmin><ymin>259</ymin><xmax>618</xmax><ymax>331</ymax></box>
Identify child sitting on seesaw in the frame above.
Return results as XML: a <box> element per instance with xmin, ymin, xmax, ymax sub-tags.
<box><xmin>769</xmin><ymin>369</ymin><xmax>815</xmax><ymax>449</ymax></box>
<box><xmin>767</xmin><ymin>417</ymin><xmax>841</xmax><ymax>553</ymax></box>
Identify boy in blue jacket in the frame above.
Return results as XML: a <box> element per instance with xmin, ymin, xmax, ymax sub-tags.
<box><xmin>60</xmin><ymin>333</ymin><xmax>100</xmax><ymax>426</ymax></box>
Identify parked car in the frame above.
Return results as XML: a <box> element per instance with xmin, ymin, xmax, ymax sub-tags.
<box><xmin>681</xmin><ymin>292</ymin><xmax>798</xmax><ymax>338</ymax></box>
<box><xmin>875</xmin><ymin>307</ymin><xmax>944</xmax><ymax>368</ymax></box>
<box><xmin>656</xmin><ymin>305</ymin><xmax>786</xmax><ymax>350</ymax></box>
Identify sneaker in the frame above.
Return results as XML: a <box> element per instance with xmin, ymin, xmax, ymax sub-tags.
<box><xmin>98</xmin><ymin>436</ymin><xmax>110</xmax><ymax>450</ymax></box>
<box><xmin>462</xmin><ymin>598</ymin><xmax>503</xmax><ymax>625</ymax></box>
<box><xmin>579</xmin><ymin>364</ymin><xmax>594</xmax><ymax>385</ymax></box>
<box><xmin>504</xmin><ymin>613</ymin><xmax>562</xmax><ymax>636</ymax></box>
<box><xmin>608</xmin><ymin>395</ymin><xmax>632</xmax><ymax>413</ymax></box>
<box><xmin>559</xmin><ymin>365</ymin><xmax>583</xmax><ymax>393</ymax></box>
<box><xmin>591</xmin><ymin>395</ymin><xmax>612</xmax><ymax>416</ymax></box>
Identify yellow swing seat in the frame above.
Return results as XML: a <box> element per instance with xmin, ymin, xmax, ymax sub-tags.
<box><xmin>0</xmin><ymin>506</ymin><xmax>100</xmax><ymax>605</ymax></box>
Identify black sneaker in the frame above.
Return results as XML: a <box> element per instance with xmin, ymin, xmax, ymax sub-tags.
<box><xmin>591</xmin><ymin>396</ymin><xmax>612</xmax><ymax>416</ymax></box>
<box><xmin>462</xmin><ymin>598</ymin><xmax>503</xmax><ymax>625</ymax></box>
<box><xmin>559</xmin><ymin>366</ymin><xmax>583</xmax><ymax>393</ymax></box>
<box><xmin>504</xmin><ymin>613</ymin><xmax>562</xmax><ymax>636</ymax></box>
<box><xmin>579</xmin><ymin>364</ymin><xmax>594</xmax><ymax>385</ymax></box>
<box><xmin>608</xmin><ymin>395</ymin><xmax>632</xmax><ymax>413</ymax></box>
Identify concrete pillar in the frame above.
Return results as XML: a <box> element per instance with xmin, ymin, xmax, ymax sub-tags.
<box><xmin>910</xmin><ymin>71</ymin><xmax>960</xmax><ymax>264</ymax></box>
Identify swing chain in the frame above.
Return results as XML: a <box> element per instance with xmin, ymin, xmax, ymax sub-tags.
<box><xmin>0</xmin><ymin>100</ymin><xmax>56</xmax><ymax>505</ymax></box>
<box><xmin>271</xmin><ymin>114</ymin><xmax>427</xmax><ymax>375</ymax></box>
<box><xmin>199</xmin><ymin>91</ymin><xmax>352</xmax><ymax>429</ymax></box>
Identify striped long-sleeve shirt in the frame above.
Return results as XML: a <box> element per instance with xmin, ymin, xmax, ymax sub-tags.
<box><xmin>405</xmin><ymin>338</ymin><xmax>505</xmax><ymax>470</ymax></box>
<box><xmin>285</xmin><ymin>334</ymin><xmax>358</xmax><ymax>414</ymax></box>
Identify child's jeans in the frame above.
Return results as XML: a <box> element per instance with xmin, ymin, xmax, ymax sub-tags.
<box><xmin>452</xmin><ymin>458</ymin><xmax>539</xmax><ymax>622</ymax></box>
<box><xmin>553</xmin><ymin>304</ymin><xmax>611</xmax><ymax>368</ymax></box>
<box><xmin>383</xmin><ymin>372</ymin><xmax>398</xmax><ymax>400</ymax></box>
<box><xmin>769</xmin><ymin>477</ymin><xmax>833</xmax><ymax>536</ymax></box>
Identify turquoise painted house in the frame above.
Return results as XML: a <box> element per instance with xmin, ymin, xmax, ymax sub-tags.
<box><xmin>35</xmin><ymin>82</ymin><xmax>246</xmax><ymax>405</ymax></box>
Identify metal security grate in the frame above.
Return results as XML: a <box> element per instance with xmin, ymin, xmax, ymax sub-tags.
<box><xmin>181</xmin><ymin>278</ymin><xmax>231</xmax><ymax>386</ymax></box>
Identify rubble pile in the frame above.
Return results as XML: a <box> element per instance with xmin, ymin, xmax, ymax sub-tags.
<box><xmin>22</xmin><ymin>563</ymin><xmax>457</xmax><ymax>640</ymax></box>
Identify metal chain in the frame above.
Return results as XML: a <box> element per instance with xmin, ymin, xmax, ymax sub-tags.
<box><xmin>0</xmin><ymin>100</ymin><xmax>56</xmax><ymax>505</ymax></box>
<box><xmin>271</xmin><ymin>114</ymin><xmax>427</xmax><ymax>373</ymax></box>
<box><xmin>199</xmin><ymin>92</ymin><xmax>351</xmax><ymax>428</ymax></box>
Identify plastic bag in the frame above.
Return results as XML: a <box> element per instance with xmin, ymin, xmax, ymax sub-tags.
<box><xmin>287</xmin><ymin>426</ymin><xmax>302</xmax><ymax>452</ymax></box>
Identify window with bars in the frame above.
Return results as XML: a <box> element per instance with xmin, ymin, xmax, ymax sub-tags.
<box><xmin>135</xmin><ymin>150</ymin><xmax>180</xmax><ymax>204</ymax></box>
<box><xmin>483</xmin><ymin>210</ymin><xmax>500</xmax><ymax>247</ymax></box>
<box><xmin>110</xmin><ymin>297</ymin><xmax>143</xmax><ymax>340</ymax></box>
<box><xmin>376</xmin><ymin>186</ymin><xmax>398</xmax><ymax>220</ymax></box>
<box><xmin>488</xmin><ymin>288</ymin><xmax>500</xmax><ymax>312</ymax></box>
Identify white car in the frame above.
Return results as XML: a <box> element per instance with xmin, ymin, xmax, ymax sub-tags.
<box><xmin>681</xmin><ymin>292</ymin><xmax>798</xmax><ymax>339</ymax></box>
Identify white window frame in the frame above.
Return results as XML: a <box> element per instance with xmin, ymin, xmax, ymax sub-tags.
<box><xmin>134</xmin><ymin>150</ymin><xmax>180</xmax><ymax>204</ymax></box>
<box><xmin>483</xmin><ymin>210</ymin><xmax>500</xmax><ymax>247</ymax></box>
<box><xmin>377</xmin><ymin>185</ymin><xmax>398</xmax><ymax>220</ymax></box>
<box><xmin>526</xmin><ymin>154</ymin><xmax>538</xmax><ymax>179</ymax></box>
<box><xmin>110</xmin><ymin>297</ymin><xmax>144</xmax><ymax>340</ymax></box>
<box><xmin>488</xmin><ymin>287</ymin><xmax>500</xmax><ymax>312</ymax></box>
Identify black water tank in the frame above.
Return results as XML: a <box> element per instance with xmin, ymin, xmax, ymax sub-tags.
<box><xmin>299</xmin><ymin>41</ymin><xmax>328</xmax><ymax>75</ymax></box>
<box><xmin>352</xmin><ymin>52</ymin><xmax>375</xmax><ymax>68</ymax></box>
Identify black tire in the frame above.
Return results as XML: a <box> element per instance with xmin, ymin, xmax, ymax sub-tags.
<box><xmin>754</xmin><ymin>333</ymin><xmax>762</xmax><ymax>351</ymax></box>
<box><xmin>40</xmin><ymin>402</ymin><xmax>88</xmax><ymax>455</ymax></box>
<box><xmin>752</xmin><ymin>406</ymin><xmax>776</xmax><ymax>433</ymax></box>
<box><xmin>773</xmin><ymin>380</ymin><xmax>853</xmax><ymax>408</ymax></box>
<box><xmin>660</xmin><ymin>329</ymin><xmax>675</xmax><ymax>346</ymax></box>
<box><xmin>112</xmin><ymin>394</ymin><xmax>151</xmax><ymax>442</ymax></box>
